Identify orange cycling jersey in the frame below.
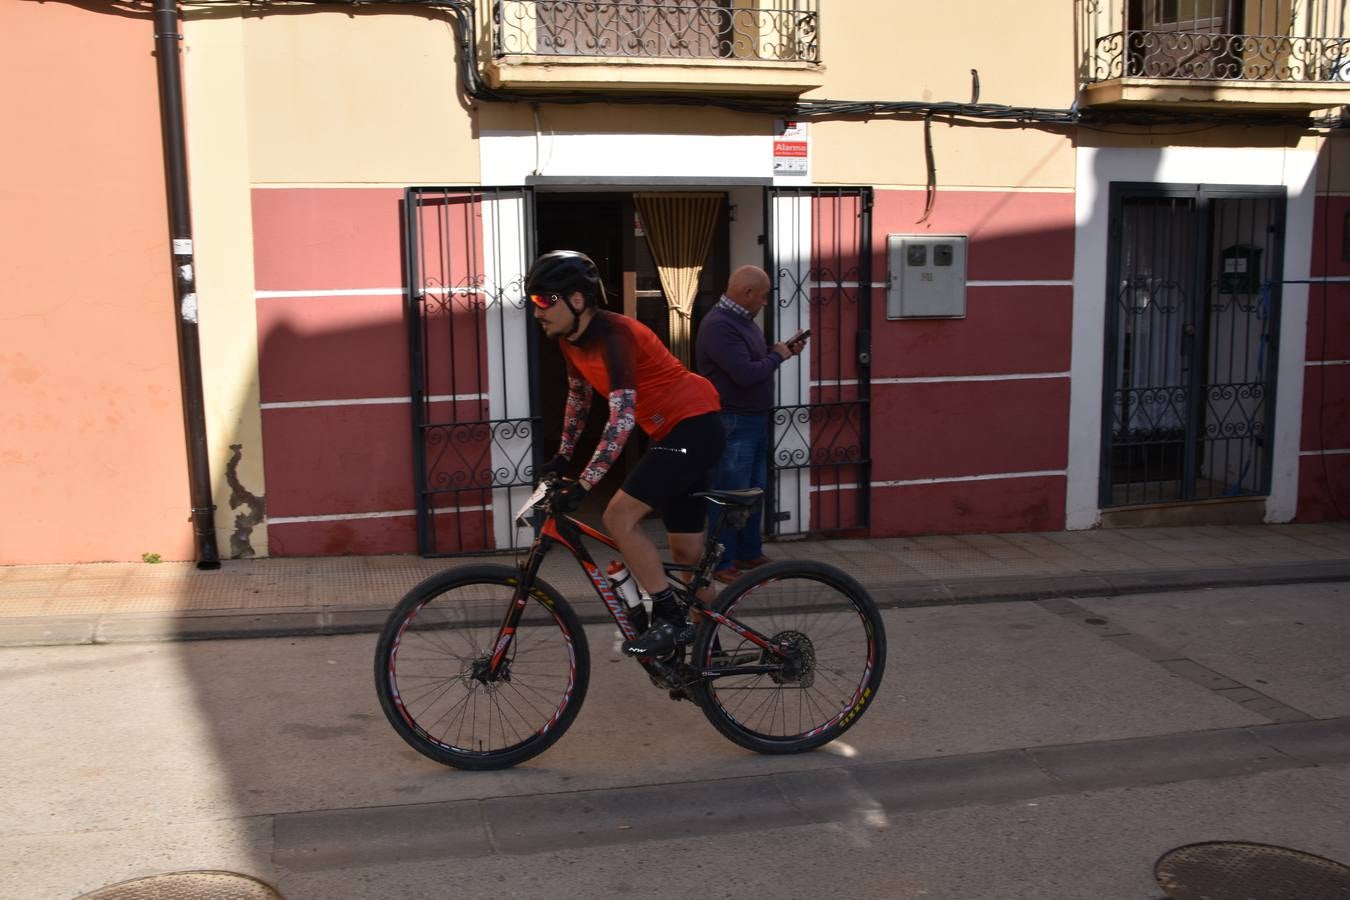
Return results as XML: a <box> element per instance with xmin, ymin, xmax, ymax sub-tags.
<box><xmin>560</xmin><ymin>310</ymin><xmax>720</xmax><ymax>441</ymax></box>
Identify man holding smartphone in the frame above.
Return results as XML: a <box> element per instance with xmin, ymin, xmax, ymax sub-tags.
<box><xmin>695</xmin><ymin>264</ymin><xmax>808</xmax><ymax>584</ymax></box>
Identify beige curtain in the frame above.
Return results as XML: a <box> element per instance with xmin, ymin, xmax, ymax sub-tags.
<box><xmin>634</xmin><ymin>192</ymin><xmax>721</xmax><ymax>366</ymax></box>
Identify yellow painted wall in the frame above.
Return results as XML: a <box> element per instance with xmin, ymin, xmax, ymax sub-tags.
<box><xmin>811</xmin><ymin>119</ymin><xmax>1075</xmax><ymax>190</ymax></box>
<box><xmin>181</xmin><ymin>6</ymin><xmax>484</xmax><ymax>556</ymax></box>
<box><xmin>808</xmin><ymin>1</ymin><xmax>1077</xmax><ymax>190</ymax></box>
<box><xmin>183</xmin><ymin>13</ymin><xmax>269</xmax><ymax>558</ymax></box>
<box><xmin>240</xmin><ymin>8</ymin><xmax>479</xmax><ymax>184</ymax></box>
<box><xmin>1318</xmin><ymin>132</ymin><xmax>1350</xmax><ymax>194</ymax></box>
<box><xmin>0</xmin><ymin>2</ymin><xmax>194</xmax><ymax>564</ymax></box>
<box><xmin>818</xmin><ymin>1</ymin><xmax>1073</xmax><ymax>110</ymax></box>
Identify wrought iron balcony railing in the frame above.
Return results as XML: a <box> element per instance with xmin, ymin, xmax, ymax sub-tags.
<box><xmin>1080</xmin><ymin>0</ymin><xmax>1350</xmax><ymax>84</ymax></box>
<box><xmin>493</xmin><ymin>1</ymin><xmax>820</xmax><ymax>64</ymax></box>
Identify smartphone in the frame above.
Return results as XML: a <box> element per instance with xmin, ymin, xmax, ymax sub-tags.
<box><xmin>789</xmin><ymin>328</ymin><xmax>811</xmax><ymax>345</ymax></box>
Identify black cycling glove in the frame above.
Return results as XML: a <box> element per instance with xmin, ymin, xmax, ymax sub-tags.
<box><xmin>554</xmin><ymin>479</ymin><xmax>588</xmax><ymax>513</ymax></box>
<box><xmin>536</xmin><ymin>454</ymin><xmax>568</xmax><ymax>481</ymax></box>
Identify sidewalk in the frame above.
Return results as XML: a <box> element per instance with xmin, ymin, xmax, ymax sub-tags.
<box><xmin>2</xmin><ymin>521</ymin><xmax>1348</xmax><ymax>646</ymax></box>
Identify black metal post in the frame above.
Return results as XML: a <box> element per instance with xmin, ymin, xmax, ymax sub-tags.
<box><xmin>154</xmin><ymin>0</ymin><xmax>220</xmax><ymax>569</ymax></box>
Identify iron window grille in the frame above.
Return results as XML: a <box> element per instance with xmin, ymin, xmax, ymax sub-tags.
<box><xmin>493</xmin><ymin>0</ymin><xmax>820</xmax><ymax>63</ymax></box>
<box><xmin>1079</xmin><ymin>0</ymin><xmax>1350</xmax><ymax>83</ymax></box>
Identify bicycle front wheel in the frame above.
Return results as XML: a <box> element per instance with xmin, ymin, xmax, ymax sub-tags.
<box><xmin>690</xmin><ymin>560</ymin><xmax>886</xmax><ymax>755</ymax></box>
<box><xmin>374</xmin><ymin>565</ymin><xmax>589</xmax><ymax>770</ymax></box>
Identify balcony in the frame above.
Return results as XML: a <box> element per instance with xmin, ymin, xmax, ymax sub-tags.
<box><xmin>1078</xmin><ymin>0</ymin><xmax>1350</xmax><ymax>110</ymax></box>
<box><xmin>480</xmin><ymin>1</ymin><xmax>824</xmax><ymax>96</ymax></box>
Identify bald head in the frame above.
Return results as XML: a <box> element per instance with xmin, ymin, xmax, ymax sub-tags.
<box><xmin>725</xmin><ymin>265</ymin><xmax>771</xmax><ymax>315</ymax></box>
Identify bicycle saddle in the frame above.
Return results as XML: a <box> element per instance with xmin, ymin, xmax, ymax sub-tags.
<box><xmin>696</xmin><ymin>488</ymin><xmax>763</xmax><ymax>509</ymax></box>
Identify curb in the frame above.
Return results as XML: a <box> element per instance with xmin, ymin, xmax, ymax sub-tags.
<box><xmin>3</xmin><ymin>559</ymin><xmax>1348</xmax><ymax>648</ymax></box>
<box><xmin>271</xmin><ymin>715</ymin><xmax>1350</xmax><ymax>867</ymax></box>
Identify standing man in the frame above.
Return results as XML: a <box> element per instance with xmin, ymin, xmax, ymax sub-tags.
<box><xmin>528</xmin><ymin>250</ymin><xmax>725</xmax><ymax>657</ymax></box>
<box><xmin>695</xmin><ymin>265</ymin><xmax>808</xmax><ymax>585</ymax></box>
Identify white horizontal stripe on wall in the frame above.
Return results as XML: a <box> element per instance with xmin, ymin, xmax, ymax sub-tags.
<box><xmin>827</xmin><ymin>280</ymin><xmax>1072</xmax><ymax>290</ymax></box>
<box><xmin>1300</xmin><ymin>448</ymin><xmax>1350</xmax><ymax>456</ymax></box>
<box><xmin>255</xmin><ymin>286</ymin><xmax>477</xmax><ymax>299</ymax></box>
<box><xmin>256</xmin><ymin>288</ymin><xmax>403</xmax><ymax>299</ymax></box>
<box><xmin>260</xmin><ymin>393</ymin><xmax>484</xmax><ymax>410</ymax></box>
<box><xmin>968</xmin><ymin>280</ymin><xmax>1073</xmax><ymax>287</ymax></box>
<box><xmin>269</xmin><ymin>505</ymin><xmax>490</xmax><ymax>526</ymax></box>
<box><xmin>1307</xmin><ymin>359</ymin><xmax>1350</xmax><ymax>366</ymax></box>
<box><xmin>254</xmin><ymin>280</ymin><xmax>1078</xmax><ymax>301</ymax></box>
<box><xmin>872</xmin><ymin>469</ymin><xmax>1065</xmax><ymax>488</ymax></box>
<box><xmin>872</xmin><ymin>372</ymin><xmax>1069</xmax><ymax>385</ymax></box>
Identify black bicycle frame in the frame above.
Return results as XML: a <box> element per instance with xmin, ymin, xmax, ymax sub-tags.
<box><xmin>485</xmin><ymin>502</ymin><xmax>789</xmax><ymax>682</ymax></box>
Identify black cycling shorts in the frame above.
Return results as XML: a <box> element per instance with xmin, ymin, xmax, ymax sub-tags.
<box><xmin>622</xmin><ymin>411</ymin><xmax>726</xmax><ymax>534</ymax></box>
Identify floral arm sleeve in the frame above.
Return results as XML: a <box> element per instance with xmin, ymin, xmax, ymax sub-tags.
<box><xmin>557</xmin><ymin>373</ymin><xmax>593</xmax><ymax>460</ymax></box>
<box><xmin>578</xmin><ymin>388</ymin><xmax>637</xmax><ymax>490</ymax></box>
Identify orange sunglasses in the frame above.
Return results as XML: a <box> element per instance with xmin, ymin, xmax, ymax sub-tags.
<box><xmin>529</xmin><ymin>292</ymin><xmax>565</xmax><ymax>310</ymax></box>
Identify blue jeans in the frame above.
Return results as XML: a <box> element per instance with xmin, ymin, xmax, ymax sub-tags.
<box><xmin>710</xmin><ymin>412</ymin><xmax>768</xmax><ymax>568</ymax></box>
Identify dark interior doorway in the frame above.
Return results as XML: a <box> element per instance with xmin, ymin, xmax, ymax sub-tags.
<box><xmin>533</xmin><ymin>191</ymin><xmax>729</xmax><ymax>518</ymax></box>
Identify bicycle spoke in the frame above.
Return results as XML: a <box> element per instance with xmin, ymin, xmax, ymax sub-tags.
<box><xmin>378</xmin><ymin>571</ymin><xmax>586</xmax><ymax>764</ymax></box>
<box><xmin>699</xmin><ymin>565</ymin><xmax>883</xmax><ymax>746</ymax></box>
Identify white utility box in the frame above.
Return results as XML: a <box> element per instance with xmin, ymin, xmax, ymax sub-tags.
<box><xmin>885</xmin><ymin>234</ymin><xmax>968</xmax><ymax>319</ymax></box>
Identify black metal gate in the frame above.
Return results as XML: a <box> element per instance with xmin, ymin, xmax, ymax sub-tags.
<box><xmin>763</xmin><ymin>186</ymin><xmax>873</xmax><ymax>535</ymax></box>
<box><xmin>405</xmin><ymin>187</ymin><xmax>539</xmax><ymax>556</ymax></box>
<box><xmin>1101</xmin><ymin>182</ymin><xmax>1284</xmax><ymax>507</ymax></box>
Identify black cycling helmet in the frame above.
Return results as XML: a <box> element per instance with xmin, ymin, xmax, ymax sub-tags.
<box><xmin>526</xmin><ymin>250</ymin><xmax>603</xmax><ymax>306</ymax></box>
<box><xmin>526</xmin><ymin>250</ymin><xmax>605</xmax><ymax>338</ymax></box>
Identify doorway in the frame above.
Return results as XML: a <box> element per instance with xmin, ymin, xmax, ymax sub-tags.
<box><xmin>1101</xmin><ymin>182</ymin><xmax>1284</xmax><ymax>507</ymax></box>
<box><xmin>533</xmin><ymin>191</ymin><xmax>730</xmax><ymax>517</ymax></box>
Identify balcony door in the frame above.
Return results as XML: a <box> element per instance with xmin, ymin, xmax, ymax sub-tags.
<box><xmin>1128</xmin><ymin>0</ymin><xmax>1244</xmax><ymax>77</ymax></box>
<box><xmin>536</xmin><ymin>0</ymin><xmax>733</xmax><ymax>58</ymax></box>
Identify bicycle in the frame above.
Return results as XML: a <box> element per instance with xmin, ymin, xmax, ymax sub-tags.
<box><xmin>373</xmin><ymin>476</ymin><xmax>887</xmax><ymax>770</ymax></box>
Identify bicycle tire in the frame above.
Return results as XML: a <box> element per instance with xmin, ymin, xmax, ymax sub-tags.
<box><xmin>374</xmin><ymin>564</ymin><xmax>590</xmax><ymax>770</ymax></box>
<box><xmin>690</xmin><ymin>560</ymin><xmax>886</xmax><ymax>755</ymax></box>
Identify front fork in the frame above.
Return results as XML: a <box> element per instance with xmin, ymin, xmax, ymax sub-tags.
<box><xmin>483</xmin><ymin>535</ymin><xmax>551</xmax><ymax>679</ymax></box>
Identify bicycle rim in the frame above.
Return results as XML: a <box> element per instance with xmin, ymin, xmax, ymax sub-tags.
<box><xmin>375</xmin><ymin>568</ymin><xmax>588</xmax><ymax>769</ymax></box>
<box><xmin>693</xmin><ymin>561</ymin><xmax>885</xmax><ymax>753</ymax></box>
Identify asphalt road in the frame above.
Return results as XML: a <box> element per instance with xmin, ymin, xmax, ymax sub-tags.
<box><xmin>4</xmin><ymin>581</ymin><xmax>1350</xmax><ymax>899</ymax></box>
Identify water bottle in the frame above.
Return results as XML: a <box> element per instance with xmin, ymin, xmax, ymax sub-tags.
<box><xmin>608</xmin><ymin>559</ymin><xmax>649</xmax><ymax>633</ymax></box>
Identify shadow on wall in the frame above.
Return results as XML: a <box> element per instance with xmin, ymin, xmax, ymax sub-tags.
<box><xmin>1299</xmin><ymin>136</ymin><xmax>1350</xmax><ymax>521</ymax></box>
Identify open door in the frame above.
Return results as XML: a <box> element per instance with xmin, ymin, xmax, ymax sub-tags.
<box><xmin>404</xmin><ymin>187</ymin><xmax>538</xmax><ymax>555</ymax></box>
<box><xmin>764</xmin><ymin>186</ymin><xmax>874</xmax><ymax>536</ymax></box>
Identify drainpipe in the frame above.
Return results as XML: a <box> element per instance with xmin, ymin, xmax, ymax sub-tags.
<box><xmin>153</xmin><ymin>0</ymin><xmax>221</xmax><ymax>569</ymax></box>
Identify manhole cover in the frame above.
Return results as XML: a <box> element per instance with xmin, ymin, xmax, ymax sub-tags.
<box><xmin>1156</xmin><ymin>841</ymin><xmax>1350</xmax><ymax>900</ymax></box>
<box><xmin>74</xmin><ymin>871</ymin><xmax>282</xmax><ymax>900</ymax></box>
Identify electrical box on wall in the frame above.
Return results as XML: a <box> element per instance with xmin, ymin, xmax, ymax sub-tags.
<box><xmin>886</xmin><ymin>234</ymin><xmax>968</xmax><ymax>319</ymax></box>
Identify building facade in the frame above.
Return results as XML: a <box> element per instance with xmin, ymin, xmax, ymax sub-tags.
<box><xmin>3</xmin><ymin>0</ymin><xmax>1347</xmax><ymax>564</ymax></box>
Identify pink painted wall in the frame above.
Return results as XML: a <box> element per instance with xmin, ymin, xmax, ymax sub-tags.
<box><xmin>864</xmin><ymin>189</ymin><xmax>1074</xmax><ymax>535</ymax></box>
<box><xmin>1297</xmin><ymin>193</ymin><xmax>1350</xmax><ymax>522</ymax></box>
<box><xmin>253</xmin><ymin>187</ymin><xmax>496</xmax><ymax>556</ymax></box>
<box><xmin>0</xmin><ymin>2</ymin><xmax>193</xmax><ymax>564</ymax></box>
<box><xmin>252</xmin><ymin>186</ymin><xmax>1079</xmax><ymax>553</ymax></box>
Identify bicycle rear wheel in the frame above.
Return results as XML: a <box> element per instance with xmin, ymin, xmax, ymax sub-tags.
<box><xmin>374</xmin><ymin>565</ymin><xmax>589</xmax><ymax>770</ymax></box>
<box><xmin>690</xmin><ymin>560</ymin><xmax>885</xmax><ymax>754</ymax></box>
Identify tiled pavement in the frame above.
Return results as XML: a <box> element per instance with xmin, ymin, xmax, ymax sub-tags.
<box><xmin>2</xmin><ymin>521</ymin><xmax>1347</xmax><ymax>645</ymax></box>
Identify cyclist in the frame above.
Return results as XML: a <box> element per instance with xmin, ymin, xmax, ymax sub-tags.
<box><xmin>527</xmin><ymin>250</ymin><xmax>725</xmax><ymax>657</ymax></box>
